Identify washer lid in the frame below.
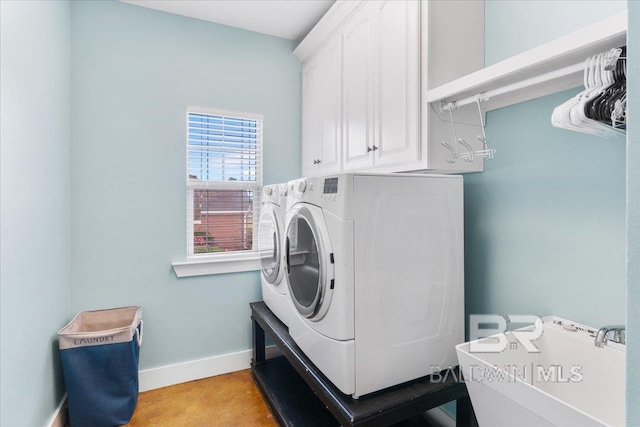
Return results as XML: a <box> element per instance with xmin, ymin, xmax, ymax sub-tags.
<box><xmin>286</xmin><ymin>204</ymin><xmax>334</xmax><ymax>320</ymax></box>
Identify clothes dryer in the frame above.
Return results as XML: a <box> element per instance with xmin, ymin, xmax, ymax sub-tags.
<box><xmin>284</xmin><ymin>173</ymin><xmax>464</xmax><ymax>398</ymax></box>
<box><xmin>258</xmin><ymin>183</ymin><xmax>291</xmax><ymax>326</ymax></box>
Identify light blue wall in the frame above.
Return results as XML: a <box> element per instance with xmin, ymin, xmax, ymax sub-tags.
<box><xmin>626</xmin><ymin>1</ymin><xmax>639</xmax><ymax>424</ymax></box>
<box><xmin>485</xmin><ymin>0</ymin><xmax>627</xmax><ymax>65</ymax></box>
<box><xmin>70</xmin><ymin>1</ymin><xmax>301</xmax><ymax>370</ymax></box>
<box><xmin>457</xmin><ymin>2</ymin><xmax>629</xmax><ymax>421</ymax></box>
<box><xmin>0</xmin><ymin>1</ymin><xmax>71</xmax><ymax>426</ymax></box>
<box><xmin>465</xmin><ymin>93</ymin><xmax>626</xmax><ymax>326</ymax></box>
<box><xmin>467</xmin><ymin>3</ymin><xmax>627</xmax><ymax>326</ymax></box>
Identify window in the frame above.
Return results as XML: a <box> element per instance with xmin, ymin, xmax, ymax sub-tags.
<box><xmin>186</xmin><ymin>107</ymin><xmax>262</xmax><ymax>258</ymax></box>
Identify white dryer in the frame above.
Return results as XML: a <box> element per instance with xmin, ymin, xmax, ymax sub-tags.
<box><xmin>258</xmin><ymin>183</ymin><xmax>291</xmax><ymax>326</ymax></box>
<box><xmin>284</xmin><ymin>173</ymin><xmax>464</xmax><ymax>398</ymax></box>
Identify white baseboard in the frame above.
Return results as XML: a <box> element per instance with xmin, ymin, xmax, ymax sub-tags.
<box><xmin>139</xmin><ymin>345</ymin><xmax>281</xmax><ymax>392</ymax></box>
<box><xmin>46</xmin><ymin>393</ymin><xmax>68</xmax><ymax>427</ymax></box>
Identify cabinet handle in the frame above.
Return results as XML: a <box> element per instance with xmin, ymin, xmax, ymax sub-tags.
<box><xmin>313</xmin><ymin>160</ymin><xmax>318</xmax><ymax>165</ymax></box>
<box><xmin>372</xmin><ymin>145</ymin><xmax>378</xmax><ymax>151</ymax></box>
<box><xmin>316</xmin><ymin>159</ymin><xmax>321</xmax><ymax>164</ymax></box>
<box><xmin>367</xmin><ymin>146</ymin><xmax>373</xmax><ymax>153</ymax></box>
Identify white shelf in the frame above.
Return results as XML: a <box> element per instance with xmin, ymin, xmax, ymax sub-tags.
<box><xmin>425</xmin><ymin>13</ymin><xmax>627</xmax><ymax>112</ymax></box>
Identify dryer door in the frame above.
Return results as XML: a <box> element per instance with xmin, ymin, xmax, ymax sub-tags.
<box><xmin>285</xmin><ymin>204</ymin><xmax>334</xmax><ymax>320</ymax></box>
<box><xmin>258</xmin><ymin>203</ymin><xmax>283</xmax><ymax>286</ymax></box>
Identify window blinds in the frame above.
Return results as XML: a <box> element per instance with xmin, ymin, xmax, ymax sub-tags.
<box><xmin>186</xmin><ymin>108</ymin><xmax>263</xmax><ymax>256</ymax></box>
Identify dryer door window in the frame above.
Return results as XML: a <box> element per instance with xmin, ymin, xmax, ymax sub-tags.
<box><xmin>258</xmin><ymin>206</ymin><xmax>281</xmax><ymax>285</ymax></box>
<box><xmin>286</xmin><ymin>206</ymin><xmax>325</xmax><ymax>318</ymax></box>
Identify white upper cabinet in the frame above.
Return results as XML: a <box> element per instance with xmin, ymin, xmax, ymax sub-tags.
<box><xmin>343</xmin><ymin>0</ymin><xmax>421</xmax><ymax>172</ymax></box>
<box><xmin>317</xmin><ymin>35</ymin><xmax>342</xmax><ymax>175</ymax></box>
<box><xmin>342</xmin><ymin>3</ymin><xmax>375</xmax><ymax>171</ymax></box>
<box><xmin>373</xmin><ymin>0</ymin><xmax>420</xmax><ymax>168</ymax></box>
<box><xmin>301</xmin><ymin>58</ymin><xmax>320</xmax><ymax>178</ymax></box>
<box><xmin>302</xmin><ymin>34</ymin><xmax>342</xmax><ymax>177</ymax></box>
<box><xmin>295</xmin><ymin>0</ymin><xmax>485</xmax><ymax>176</ymax></box>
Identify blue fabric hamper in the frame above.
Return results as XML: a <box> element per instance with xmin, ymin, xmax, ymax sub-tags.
<box><xmin>58</xmin><ymin>306</ymin><xmax>143</xmax><ymax>427</ymax></box>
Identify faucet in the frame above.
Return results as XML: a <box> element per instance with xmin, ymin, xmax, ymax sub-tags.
<box><xmin>594</xmin><ymin>325</ymin><xmax>625</xmax><ymax>347</ymax></box>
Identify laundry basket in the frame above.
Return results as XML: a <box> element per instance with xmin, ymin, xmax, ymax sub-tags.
<box><xmin>58</xmin><ymin>306</ymin><xmax>143</xmax><ymax>427</ymax></box>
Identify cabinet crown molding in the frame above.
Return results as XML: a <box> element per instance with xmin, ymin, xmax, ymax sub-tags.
<box><xmin>293</xmin><ymin>0</ymin><xmax>366</xmax><ymax>62</ymax></box>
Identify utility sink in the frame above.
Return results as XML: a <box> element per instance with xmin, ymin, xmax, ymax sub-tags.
<box><xmin>456</xmin><ymin>316</ymin><xmax>625</xmax><ymax>426</ymax></box>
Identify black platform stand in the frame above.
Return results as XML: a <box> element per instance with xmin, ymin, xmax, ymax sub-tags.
<box><xmin>250</xmin><ymin>302</ymin><xmax>476</xmax><ymax>427</ymax></box>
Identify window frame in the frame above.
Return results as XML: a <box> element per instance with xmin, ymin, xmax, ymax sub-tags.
<box><xmin>175</xmin><ymin>106</ymin><xmax>263</xmax><ymax>276</ymax></box>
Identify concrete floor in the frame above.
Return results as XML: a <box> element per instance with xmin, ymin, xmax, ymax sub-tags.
<box><xmin>124</xmin><ymin>370</ymin><xmax>277</xmax><ymax>427</ymax></box>
<box><xmin>64</xmin><ymin>368</ymin><xmax>445</xmax><ymax>426</ymax></box>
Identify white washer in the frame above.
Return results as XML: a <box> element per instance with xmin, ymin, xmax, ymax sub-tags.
<box><xmin>284</xmin><ymin>173</ymin><xmax>464</xmax><ymax>398</ymax></box>
<box><xmin>258</xmin><ymin>183</ymin><xmax>291</xmax><ymax>326</ymax></box>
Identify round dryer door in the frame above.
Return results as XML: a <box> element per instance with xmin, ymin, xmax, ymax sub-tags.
<box><xmin>258</xmin><ymin>204</ymin><xmax>282</xmax><ymax>285</ymax></box>
<box><xmin>285</xmin><ymin>204</ymin><xmax>334</xmax><ymax>320</ymax></box>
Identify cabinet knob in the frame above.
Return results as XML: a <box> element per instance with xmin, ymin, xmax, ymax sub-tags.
<box><xmin>367</xmin><ymin>146</ymin><xmax>373</xmax><ymax>153</ymax></box>
<box><xmin>316</xmin><ymin>159</ymin><xmax>321</xmax><ymax>164</ymax></box>
<box><xmin>372</xmin><ymin>145</ymin><xmax>378</xmax><ymax>151</ymax></box>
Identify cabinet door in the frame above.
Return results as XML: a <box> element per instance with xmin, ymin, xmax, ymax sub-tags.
<box><xmin>301</xmin><ymin>59</ymin><xmax>320</xmax><ymax>177</ymax></box>
<box><xmin>373</xmin><ymin>0</ymin><xmax>421</xmax><ymax>168</ymax></box>
<box><xmin>342</xmin><ymin>3</ymin><xmax>375</xmax><ymax>172</ymax></box>
<box><xmin>316</xmin><ymin>36</ymin><xmax>342</xmax><ymax>175</ymax></box>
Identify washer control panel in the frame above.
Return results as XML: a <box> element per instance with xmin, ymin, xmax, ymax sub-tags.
<box><xmin>321</xmin><ymin>177</ymin><xmax>338</xmax><ymax>201</ymax></box>
<box><xmin>323</xmin><ymin>177</ymin><xmax>338</xmax><ymax>194</ymax></box>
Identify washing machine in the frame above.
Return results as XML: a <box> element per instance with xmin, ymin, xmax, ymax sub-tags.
<box><xmin>257</xmin><ymin>183</ymin><xmax>292</xmax><ymax>326</ymax></box>
<box><xmin>284</xmin><ymin>173</ymin><xmax>464</xmax><ymax>398</ymax></box>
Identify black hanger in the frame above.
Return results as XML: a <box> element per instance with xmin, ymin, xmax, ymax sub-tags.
<box><xmin>583</xmin><ymin>46</ymin><xmax>626</xmax><ymax>126</ymax></box>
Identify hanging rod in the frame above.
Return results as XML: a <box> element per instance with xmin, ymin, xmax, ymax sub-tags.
<box><xmin>440</xmin><ymin>62</ymin><xmax>585</xmax><ymax>112</ymax></box>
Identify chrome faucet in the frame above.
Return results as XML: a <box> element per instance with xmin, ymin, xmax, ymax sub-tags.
<box><xmin>594</xmin><ymin>325</ymin><xmax>625</xmax><ymax>347</ymax></box>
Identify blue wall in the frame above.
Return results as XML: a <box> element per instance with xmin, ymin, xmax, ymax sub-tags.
<box><xmin>0</xmin><ymin>1</ymin><xmax>71</xmax><ymax>425</ymax></box>
<box><xmin>465</xmin><ymin>92</ymin><xmax>626</xmax><ymax>326</ymax></box>
<box><xmin>70</xmin><ymin>1</ymin><xmax>301</xmax><ymax>371</ymax></box>
<box><xmin>626</xmin><ymin>1</ymin><xmax>639</xmax><ymax>424</ymax></box>
<box><xmin>485</xmin><ymin>0</ymin><xmax>627</xmax><ymax>65</ymax></box>
<box><xmin>459</xmin><ymin>1</ymin><xmax>629</xmax><ymax>421</ymax></box>
<box><xmin>1</xmin><ymin>1</ymin><xmax>633</xmax><ymax>423</ymax></box>
<box><xmin>467</xmin><ymin>0</ymin><xmax>629</xmax><ymax>326</ymax></box>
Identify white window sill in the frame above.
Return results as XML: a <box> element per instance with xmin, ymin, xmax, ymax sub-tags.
<box><xmin>172</xmin><ymin>252</ymin><xmax>261</xmax><ymax>278</ymax></box>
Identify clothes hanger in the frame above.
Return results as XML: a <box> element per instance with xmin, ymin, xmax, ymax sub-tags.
<box><xmin>551</xmin><ymin>57</ymin><xmax>592</xmax><ymax>132</ymax></box>
<box><xmin>588</xmin><ymin>47</ymin><xmax>626</xmax><ymax>126</ymax></box>
<box><xmin>441</xmin><ymin>108</ymin><xmax>474</xmax><ymax>163</ymax></box>
<box><xmin>552</xmin><ymin>47</ymin><xmax>627</xmax><ymax>137</ymax></box>
<box><xmin>596</xmin><ymin>47</ymin><xmax>626</xmax><ymax>133</ymax></box>
<box><xmin>570</xmin><ymin>52</ymin><xmax>621</xmax><ymax>136</ymax></box>
<box><xmin>474</xmin><ymin>98</ymin><xmax>496</xmax><ymax>160</ymax></box>
<box><xmin>601</xmin><ymin>47</ymin><xmax>626</xmax><ymax>126</ymax></box>
<box><xmin>612</xmin><ymin>93</ymin><xmax>627</xmax><ymax>130</ymax></box>
<box><xmin>557</xmin><ymin>55</ymin><xmax>608</xmax><ymax>136</ymax></box>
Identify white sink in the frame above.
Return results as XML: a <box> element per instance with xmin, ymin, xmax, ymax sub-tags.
<box><xmin>456</xmin><ymin>316</ymin><xmax>625</xmax><ymax>427</ymax></box>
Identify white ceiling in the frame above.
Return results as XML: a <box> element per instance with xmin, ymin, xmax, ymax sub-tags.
<box><xmin>121</xmin><ymin>0</ymin><xmax>336</xmax><ymax>41</ymax></box>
